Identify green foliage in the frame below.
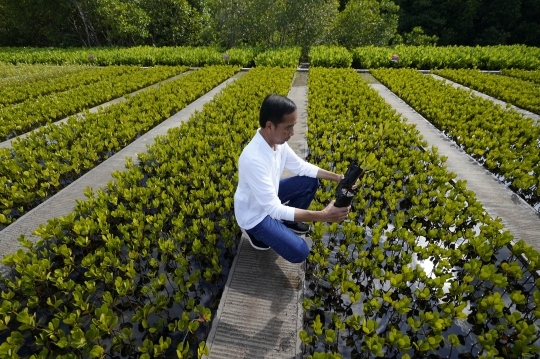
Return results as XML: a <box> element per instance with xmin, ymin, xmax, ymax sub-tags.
<box><xmin>0</xmin><ymin>66</ymin><xmax>236</xmax><ymax>229</ymax></box>
<box><xmin>0</xmin><ymin>66</ymin><xmax>296</xmax><ymax>358</ymax></box>
<box><xmin>96</xmin><ymin>0</ymin><xmax>152</xmax><ymax>44</ymax></box>
<box><xmin>254</xmin><ymin>47</ymin><xmax>302</xmax><ymax>68</ymax></box>
<box><xmin>0</xmin><ymin>63</ymin><xmax>91</xmax><ymax>87</ymax></box>
<box><xmin>501</xmin><ymin>69</ymin><xmax>540</xmax><ymax>85</ymax></box>
<box><xmin>372</xmin><ymin>68</ymin><xmax>540</xmax><ymax>209</ymax></box>
<box><xmin>0</xmin><ymin>65</ymin><xmax>183</xmax><ymax>141</ymax></box>
<box><xmin>0</xmin><ymin>0</ymin><xmax>205</xmax><ymax>47</ymax></box>
<box><xmin>302</xmin><ymin>67</ymin><xmax>540</xmax><ymax>357</ymax></box>
<box><xmin>1</xmin><ymin>0</ymin><xmax>539</xmax><ymax>48</ymax></box>
<box><xmin>0</xmin><ymin>0</ymin><xmax>78</xmax><ymax>47</ymax></box>
<box><xmin>352</xmin><ymin>45</ymin><xmax>540</xmax><ymax>70</ymax></box>
<box><xmin>206</xmin><ymin>0</ymin><xmax>338</xmax><ymax>49</ymax></box>
<box><xmin>350</xmin><ymin>46</ymin><xmax>394</xmax><ymax>69</ymax></box>
<box><xmin>402</xmin><ymin>27</ymin><xmax>439</xmax><ymax>46</ymax></box>
<box><xmin>433</xmin><ymin>68</ymin><xmax>540</xmax><ymax>114</ymax></box>
<box><xmin>308</xmin><ymin>46</ymin><xmax>352</xmax><ymax>68</ymax></box>
<box><xmin>0</xmin><ymin>46</ymin><xmax>256</xmax><ymax>67</ymax></box>
<box><xmin>3</xmin><ymin>45</ymin><xmax>539</xmax><ymax>70</ymax></box>
<box><xmin>138</xmin><ymin>0</ymin><xmax>204</xmax><ymax>46</ymax></box>
<box><xmin>224</xmin><ymin>47</ymin><xmax>261</xmax><ymax>67</ymax></box>
<box><xmin>0</xmin><ymin>66</ymin><xmax>130</xmax><ymax>108</ymax></box>
<box><xmin>394</xmin><ymin>0</ymin><xmax>540</xmax><ymax>47</ymax></box>
<box><xmin>332</xmin><ymin>0</ymin><xmax>399</xmax><ymax>47</ymax></box>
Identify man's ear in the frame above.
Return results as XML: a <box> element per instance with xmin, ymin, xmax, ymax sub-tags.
<box><xmin>265</xmin><ymin>121</ymin><xmax>274</xmax><ymax>129</ymax></box>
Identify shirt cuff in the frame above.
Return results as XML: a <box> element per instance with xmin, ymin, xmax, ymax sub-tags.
<box><xmin>284</xmin><ymin>206</ymin><xmax>296</xmax><ymax>222</ymax></box>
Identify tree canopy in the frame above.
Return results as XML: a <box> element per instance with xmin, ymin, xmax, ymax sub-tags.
<box><xmin>333</xmin><ymin>0</ymin><xmax>399</xmax><ymax>47</ymax></box>
<box><xmin>394</xmin><ymin>0</ymin><xmax>540</xmax><ymax>46</ymax></box>
<box><xmin>0</xmin><ymin>0</ymin><xmax>538</xmax><ymax>47</ymax></box>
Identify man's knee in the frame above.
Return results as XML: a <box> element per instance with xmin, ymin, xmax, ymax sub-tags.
<box><xmin>288</xmin><ymin>241</ymin><xmax>310</xmax><ymax>263</ymax></box>
<box><xmin>306</xmin><ymin>177</ymin><xmax>319</xmax><ymax>196</ymax></box>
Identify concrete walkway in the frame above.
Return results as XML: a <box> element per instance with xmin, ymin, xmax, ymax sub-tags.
<box><xmin>205</xmin><ymin>71</ymin><xmax>309</xmax><ymax>359</ymax></box>
<box><xmin>430</xmin><ymin>73</ymin><xmax>540</xmax><ymax>125</ymax></box>
<box><xmin>366</xmin><ymin>74</ymin><xmax>540</xmax><ymax>253</ymax></box>
<box><xmin>0</xmin><ymin>71</ymin><xmax>245</xmax><ymax>276</ymax></box>
<box><xmin>0</xmin><ymin>70</ymin><xmax>193</xmax><ymax>149</ymax></box>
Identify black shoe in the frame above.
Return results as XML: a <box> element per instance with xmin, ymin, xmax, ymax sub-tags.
<box><xmin>283</xmin><ymin>221</ymin><xmax>310</xmax><ymax>234</ymax></box>
<box><xmin>241</xmin><ymin>229</ymin><xmax>270</xmax><ymax>250</ymax></box>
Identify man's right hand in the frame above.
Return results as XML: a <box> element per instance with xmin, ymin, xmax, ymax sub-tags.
<box><xmin>322</xmin><ymin>200</ymin><xmax>350</xmax><ymax>222</ymax></box>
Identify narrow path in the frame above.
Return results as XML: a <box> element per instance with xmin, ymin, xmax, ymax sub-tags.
<box><xmin>367</xmin><ymin>75</ymin><xmax>540</xmax><ymax>253</ymax></box>
<box><xmin>0</xmin><ymin>70</ymin><xmax>193</xmax><ymax>149</ymax></box>
<box><xmin>430</xmin><ymin>73</ymin><xmax>539</xmax><ymax>125</ymax></box>
<box><xmin>0</xmin><ymin>72</ymin><xmax>245</xmax><ymax>276</ymax></box>
<box><xmin>205</xmin><ymin>71</ymin><xmax>309</xmax><ymax>359</ymax></box>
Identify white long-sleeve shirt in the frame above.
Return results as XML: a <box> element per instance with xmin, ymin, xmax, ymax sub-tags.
<box><xmin>234</xmin><ymin>129</ymin><xmax>319</xmax><ymax>230</ymax></box>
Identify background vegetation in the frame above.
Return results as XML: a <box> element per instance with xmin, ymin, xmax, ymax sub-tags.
<box><xmin>394</xmin><ymin>0</ymin><xmax>540</xmax><ymax>46</ymax></box>
<box><xmin>1</xmin><ymin>0</ymin><xmax>538</xmax><ymax>49</ymax></box>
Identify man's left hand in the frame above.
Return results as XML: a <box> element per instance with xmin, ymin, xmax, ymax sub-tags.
<box><xmin>337</xmin><ymin>174</ymin><xmax>359</xmax><ymax>189</ymax></box>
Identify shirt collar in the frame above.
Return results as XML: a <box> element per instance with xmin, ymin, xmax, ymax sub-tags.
<box><xmin>255</xmin><ymin>128</ymin><xmax>279</xmax><ymax>156</ymax></box>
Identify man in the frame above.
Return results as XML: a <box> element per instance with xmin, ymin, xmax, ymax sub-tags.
<box><xmin>234</xmin><ymin>94</ymin><xmax>350</xmax><ymax>263</ymax></box>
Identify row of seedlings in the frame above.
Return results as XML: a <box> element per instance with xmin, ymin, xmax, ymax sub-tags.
<box><xmin>0</xmin><ymin>66</ymin><xmax>239</xmax><ymax>229</ymax></box>
<box><xmin>0</xmin><ymin>47</ymin><xmax>259</xmax><ymax>67</ymax></box>
<box><xmin>3</xmin><ymin>45</ymin><xmax>540</xmax><ymax>70</ymax></box>
<box><xmin>501</xmin><ymin>69</ymin><xmax>540</xmax><ymax>85</ymax></box>
<box><xmin>80</xmin><ymin>46</ymin><xmax>258</xmax><ymax>67</ymax></box>
<box><xmin>308</xmin><ymin>46</ymin><xmax>353</xmax><ymax>68</ymax></box>
<box><xmin>0</xmin><ymin>65</ymin><xmax>188</xmax><ymax>141</ymax></box>
<box><xmin>300</xmin><ymin>67</ymin><xmax>540</xmax><ymax>358</ymax></box>
<box><xmin>0</xmin><ymin>66</ymin><xmax>297</xmax><ymax>358</ymax></box>
<box><xmin>432</xmin><ymin>69</ymin><xmax>540</xmax><ymax>115</ymax></box>
<box><xmin>351</xmin><ymin>45</ymin><xmax>540</xmax><ymax>70</ymax></box>
<box><xmin>371</xmin><ymin>68</ymin><xmax>540</xmax><ymax>212</ymax></box>
<box><xmin>253</xmin><ymin>46</ymin><xmax>302</xmax><ymax>67</ymax></box>
<box><xmin>0</xmin><ymin>64</ymin><xmax>91</xmax><ymax>87</ymax></box>
<box><xmin>0</xmin><ymin>66</ymin><xmax>136</xmax><ymax>108</ymax></box>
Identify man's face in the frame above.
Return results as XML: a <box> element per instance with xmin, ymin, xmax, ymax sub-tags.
<box><xmin>268</xmin><ymin>110</ymin><xmax>297</xmax><ymax>145</ymax></box>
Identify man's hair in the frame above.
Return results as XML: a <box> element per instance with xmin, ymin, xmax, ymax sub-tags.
<box><xmin>259</xmin><ymin>94</ymin><xmax>296</xmax><ymax>128</ymax></box>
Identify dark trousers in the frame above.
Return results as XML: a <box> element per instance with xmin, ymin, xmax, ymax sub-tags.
<box><xmin>245</xmin><ymin>176</ymin><xmax>319</xmax><ymax>263</ymax></box>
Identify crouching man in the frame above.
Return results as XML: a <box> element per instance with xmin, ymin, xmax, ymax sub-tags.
<box><xmin>234</xmin><ymin>94</ymin><xmax>350</xmax><ymax>263</ymax></box>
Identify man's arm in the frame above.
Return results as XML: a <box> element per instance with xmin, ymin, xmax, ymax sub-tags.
<box><xmin>316</xmin><ymin>168</ymin><xmax>343</xmax><ymax>183</ymax></box>
<box><xmin>293</xmin><ymin>168</ymin><xmax>356</xmax><ymax>223</ymax></box>
<box><xmin>317</xmin><ymin>167</ymin><xmax>359</xmax><ymax>189</ymax></box>
<box><xmin>293</xmin><ymin>200</ymin><xmax>350</xmax><ymax>223</ymax></box>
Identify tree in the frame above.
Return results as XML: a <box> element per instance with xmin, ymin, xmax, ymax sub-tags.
<box><xmin>0</xmin><ymin>0</ymin><xmax>79</xmax><ymax>46</ymax></box>
<box><xmin>140</xmin><ymin>0</ymin><xmax>203</xmax><ymax>46</ymax></box>
<box><xmin>205</xmin><ymin>0</ymin><xmax>251</xmax><ymax>47</ymax></box>
<box><xmin>403</xmin><ymin>26</ymin><xmax>438</xmax><ymax>46</ymax></box>
<box><xmin>69</xmin><ymin>0</ymin><xmax>102</xmax><ymax>47</ymax></box>
<box><xmin>474</xmin><ymin>0</ymin><xmax>521</xmax><ymax>45</ymax></box>
<box><xmin>394</xmin><ymin>0</ymin><xmax>540</xmax><ymax>46</ymax></box>
<box><xmin>333</xmin><ymin>0</ymin><xmax>399</xmax><ymax>47</ymax></box>
<box><xmin>279</xmin><ymin>0</ymin><xmax>339</xmax><ymax>47</ymax></box>
<box><xmin>95</xmin><ymin>0</ymin><xmax>151</xmax><ymax>46</ymax></box>
<box><xmin>0</xmin><ymin>0</ymin><xmax>204</xmax><ymax>47</ymax></box>
<box><xmin>510</xmin><ymin>0</ymin><xmax>540</xmax><ymax>45</ymax></box>
<box><xmin>206</xmin><ymin>0</ymin><xmax>339</xmax><ymax>48</ymax></box>
<box><xmin>394</xmin><ymin>0</ymin><xmax>446</xmax><ymax>42</ymax></box>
